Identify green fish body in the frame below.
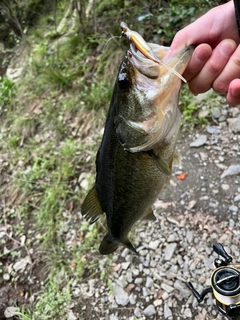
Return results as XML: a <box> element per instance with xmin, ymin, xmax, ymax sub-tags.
<box><xmin>82</xmin><ymin>35</ymin><xmax>194</xmax><ymax>254</ymax></box>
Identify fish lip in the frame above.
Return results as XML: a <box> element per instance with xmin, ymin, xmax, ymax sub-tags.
<box><xmin>127</xmin><ymin>43</ymin><xmax>194</xmax><ymax>80</ymax></box>
<box><xmin>127</xmin><ymin>43</ymin><xmax>159</xmax><ymax>78</ymax></box>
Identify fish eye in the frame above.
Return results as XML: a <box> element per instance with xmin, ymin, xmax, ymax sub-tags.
<box><xmin>118</xmin><ymin>73</ymin><xmax>130</xmax><ymax>90</ymax></box>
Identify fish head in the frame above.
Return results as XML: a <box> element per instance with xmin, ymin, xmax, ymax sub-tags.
<box><xmin>115</xmin><ymin>42</ymin><xmax>194</xmax><ymax>152</ymax></box>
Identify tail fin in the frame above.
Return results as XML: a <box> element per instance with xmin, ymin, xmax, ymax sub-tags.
<box><xmin>99</xmin><ymin>234</ymin><xmax>119</xmax><ymax>255</ymax></box>
<box><xmin>99</xmin><ymin>233</ymin><xmax>138</xmax><ymax>255</ymax></box>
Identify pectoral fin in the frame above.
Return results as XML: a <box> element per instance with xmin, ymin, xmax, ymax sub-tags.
<box><xmin>149</xmin><ymin>151</ymin><xmax>171</xmax><ymax>176</ymax></box>
<box><xmin>173</xmin><ymin>152</ymin><xmax>181</xmax><ymax>166</ymax></box>
<box><xmin>143</xmin><ymin>208</ymin><xmax>156</xmax><ymax>221</ymax></box>
<box><xmin>81</xmin><ymin>186</ymin><xmax>103</xmax><ymax>224</ymax></box>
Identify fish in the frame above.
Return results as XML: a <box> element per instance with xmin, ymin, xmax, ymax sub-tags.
<box><xmin>81</xmin><ymin>26</ymin><xmax>194</xmax><ymax>255</ymax></box>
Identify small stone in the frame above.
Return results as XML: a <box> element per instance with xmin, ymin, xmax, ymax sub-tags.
<box><xmin>174</xmin><ymin>280</ymin><xmax>189</xmax><ymax>298</ymax></box>
<box><xmin>121</xmin><ymin>248</ymin><xmax>129</xmax><ymax>258</ymax></box>
<box><xmin>143</xmin><ymin>304</ymin><xmax>156</xmax><ymax>317</ymax></box>
<box><xmin>162</xmin><ymin>291</ymin><xmax>169</xmax><ymax>300</ymax></box>
<box><xmin>199</xmin><ymin>195</ymin><xmax>209</xmax><ymax>200</ymax></box>
<box><xmin>206</xmin><ymin>126</ymin><xmax>221</xmax><ymax>134</ymax></box>
<box><xmin>164</xmin><ymin>303</ymin><xmax>173</xmax><ymax>318</ymax></box>
<box><xmin>4</xmin><ymin>307</ymin><xmax>19</xmax><ymax>318</ymax></box>
<box><xmin>221</xmin><ymin>184</ymin><xmax>230</xmax><ymax>191</ymax></box>
<box><xmin>211</xmin><ymin>107</ymin><xmax>221</xmax><ymax>119</ymax></box>
<box><xmin>218</xmin><ymin>115</ymin><xmax>226</xmax><ymax>122</ymax></box>
<box><xmin>164</xmin><ymin>242</ymin><xmax>177</xmax><ymax>260</ymax></box>
<box><xmin>142</xmin><ymin>287</ymin><xmax>149</xmax><ymax>297</ymax></box>
<box><xmin>146</xmin><ymin>277</ymin><xmax>154</xmax><ymax>288</ymax></box>
<box><xmin>227</xmin><ymin>118</ymin><xmax>240</xmax><ymax>133</ymax></box>
<box><xmin>3</xmin><ymin>273</ymin><xmax>10</xmax><ymax>281</ymax></box>
<box><xmin>190</xmin><ymin>135</ymin><xmax>207</xmax><ymax>147</ymax></box>
<box><xmin>230</xmin><ymin>107</ymin><xmax>240</xmax><ymax>117</ymax></box>
<box><xmin>0</xmin><ymin>231</ymin><xmax>6</xmax><ymax>239</ymax></box>
<box><xmin>229</xmin><ymin>205</ymin><xmax>238</xmax><ymax>213</ymax></box>
<box><xmin>67</xmin><ymin>311</ymin><xmax>77</xmax><ymax>320</ymax></box>
<box><xmin>134</xmin><ymin>307</ymin><xmax>142</xmax><ymax>318</ymax></box>
<box><xmin>167</xmin><ymin>234</ymin><xmax>176</xmax><ymax>242</ymax></box>
<box><xmin>110</xmin><ymin>315</ymin><xmax>118</xmax><ymax>320</ymax></box>
<box><xmin>153</xmin><ymin>299</ymin><xmax>162</xmax><ymax>307</ymax></box>
<box><xmin>113</xmin><ymin>284</ymin><xmax>129</xmax><ymax>306</ymax></box>
<box><xmin>132</xmin><ymin>269</ymin><xmax>139</xmax><ymax>277</ymax></box>
<box><xmin>122</xmin><ymin>262</ymin><xmax>130</xmax><ymax>270</ymax></box>
<box><xmin>199</xmin><ymin>109</ymin><xmax>210</xmax><ymax>118</ymax></box>
<box><xmin>161</xmin><ymin>283</ymin><xmax>174</xmax><ymax>293</ymax></box>
<box><xmin>148</xmin><ymin>240</ymin><xmax>160</xmax><ymax>250</ymax></box>
<box><xmin>221</xmin><ymin>164</ymin><xmax>240</xmax><ymax>179</ymax></box>
<box><xmin>203</xmin><ymin>256</ymin><xmax>213</xmax><ymax>269</ymax></box>
<box><xmin>229</xmin><ymin>219</ymin><xmax>235</xmax><ymax>227</ymax></box>
<box><xmin>135</xmin><ymin>278</ymin><xmax>143</xmax><ymax>285</ymax></box>
<box><xmin>184</xmin><ymin>308</ymin><xmax>193</xmax><ymax>318</ymax></box>
<box><xmin>234</xmin><ymin>194</ymin><xmax>240</xmax><ymax>202</ymax></box>
<box><xmin>198</xmin><ymin>275</ymin><xmax>206</xmax><ymax>284</ymax></box>
<box><xmin>13</xmin><ymin>256</ymin><xmax>31</xmax><ymax>272</ymax></box>
<box><xmin>129</xmin><ymin>293</ymin><xmax>136</xmax><ymax>304</ymax></box>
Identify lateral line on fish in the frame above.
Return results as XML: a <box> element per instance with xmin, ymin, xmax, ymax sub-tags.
<box><xmin>120</xmin><ymin>22</ymin><xmax>187</xmax><ymax>83</ymax></box>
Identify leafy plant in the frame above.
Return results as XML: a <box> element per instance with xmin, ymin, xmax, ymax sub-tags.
<box><xmin>0</xmin><ymin>76</ymin><xmax>15</xmax><ymax>107</ymax></box>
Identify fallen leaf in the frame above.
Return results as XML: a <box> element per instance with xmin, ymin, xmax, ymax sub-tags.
<box><xmin>126</xmin><ymin>283</ymin><xmax>135</xmax><ymax>292</ymax></box>
<box><xmin>186</xmin><ymin>200</ymin><xmax>196</xmax><ymax>210</ymax></box>
<box><xmin>154</xmin><ymin>200</ymin><xmax>174</xmax><ymax>209</ymax></box>
<box><xmin>176</xmin><ymin>173</ymin><xmax>187</xmax><ymax>180</ymax></box>
<box><xmin>70</xmin><ymin>261</ymin><xmax>76</xmax><ymax>267</ymax></box>
<box><xmin>111</xmin><ymin>263</ymin><xmax>121</xmax><ymax>272</ymax></box>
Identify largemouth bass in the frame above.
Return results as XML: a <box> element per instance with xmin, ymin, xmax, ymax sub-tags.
<box><xmin>82</xmin><ymin>26</ymin><xmax>194</xmax><ymax>255</ymax></box>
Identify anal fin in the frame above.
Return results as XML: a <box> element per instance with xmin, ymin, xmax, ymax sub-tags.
<box><xmin>81</xmin><ymin>186</ymin><xmax>103</xmax><ymax>224</ymax></box>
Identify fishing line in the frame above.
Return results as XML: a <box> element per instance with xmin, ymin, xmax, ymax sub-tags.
<box><xmin>102</xmin><ymin>35</ymin><xmax>122</xmax><ymax>52</ymax></box>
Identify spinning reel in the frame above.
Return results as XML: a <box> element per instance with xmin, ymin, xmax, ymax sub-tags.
<box><xmin>186</xmin><ymin>243</ymin><xmax>240</xmax><ymax>319</ymax></box>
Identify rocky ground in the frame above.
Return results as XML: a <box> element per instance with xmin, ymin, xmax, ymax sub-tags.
<box><xmin>1</xmin><ymin>96</ymin><xmax>240</xmax><ymax>320</ymax></box>
<box><xmin>71</xmin><ymin>98</ymin><xmax>240</xmax><ymax>320</ymax></box>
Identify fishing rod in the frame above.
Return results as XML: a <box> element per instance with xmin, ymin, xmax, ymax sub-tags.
<box><xmin>234</xmin><ymin>0</ymin><xmax>240</xmax><ymax>40</ymax></box>
<box><xmin>186</xmin><ymin>243</ymin><xmax>240</xmax><ymax>320</ymax></box>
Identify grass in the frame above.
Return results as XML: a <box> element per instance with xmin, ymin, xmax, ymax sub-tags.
<box><xmin>179</xmin><ymin>86</ymin><xmax>220</xmax><ymax>129</ymax></box>
<box><xmin>0</xmin><ymin>6</ymin><xmax>110</xmax><ymax>319</ymax></box>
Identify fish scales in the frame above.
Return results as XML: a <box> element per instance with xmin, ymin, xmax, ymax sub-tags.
<box><xmin>82</xmin><ymin>25</ymin><xmax>194</xmax><ymax>255</ymax></box>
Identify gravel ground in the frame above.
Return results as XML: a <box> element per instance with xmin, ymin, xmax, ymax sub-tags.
<box><xmin>71</xmin><ymin>99</ymin><xmax>240</xmax><ymax>320</ymax></box>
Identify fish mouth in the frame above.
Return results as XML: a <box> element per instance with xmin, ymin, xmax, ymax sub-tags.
<box><xmin>127</xmin><ymin>43</ymin><xmax>194</xmax><ymax>81</ymax></box>
<box><xmin>127</xmin><ymin>43</ymin><xmax>161</xmax><ymax>78</ymax></box>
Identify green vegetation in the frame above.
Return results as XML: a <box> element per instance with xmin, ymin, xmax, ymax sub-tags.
<box><xmin>0</xmin><ymin>0</ymin><xmax>221</xmax><ymax>318</ymax></box>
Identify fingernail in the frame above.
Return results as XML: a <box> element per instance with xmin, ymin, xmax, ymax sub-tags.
<box><xmin>230</xmin><ymin>88</ymin><xmax>240</xmax><ymax>97</ymax></box>
<box><xmin>219</xmin><ymin>40</ymin><xmax>236</xmax><ymax>57</ymax></box>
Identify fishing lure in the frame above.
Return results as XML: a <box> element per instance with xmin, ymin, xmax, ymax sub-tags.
<box><xmin>120</xmin><ymin>22</ymin><xmax>187</xmax><ymax>83</ymax></box>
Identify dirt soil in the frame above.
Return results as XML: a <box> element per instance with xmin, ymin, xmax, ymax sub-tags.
<box><xmin>0</xmin><ymin>97</ymin><xmax>240</xmax><ymax>320</ymax></box>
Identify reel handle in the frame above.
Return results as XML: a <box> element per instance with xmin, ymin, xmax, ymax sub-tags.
<box><xmin>213</xmin><ymin>243</ymin><xmax>232</xmax><ymax>265</ymax></box>
<box><xmin>186</xmin><ymin>282</ymin><xmax>212</xmax><ymax>303</ymax></box>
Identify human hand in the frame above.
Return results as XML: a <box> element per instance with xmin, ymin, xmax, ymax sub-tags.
<box><xmin>167</xmin><ymin>1</ymin><xmax>240</xmax><ymax>105</ymax></box>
